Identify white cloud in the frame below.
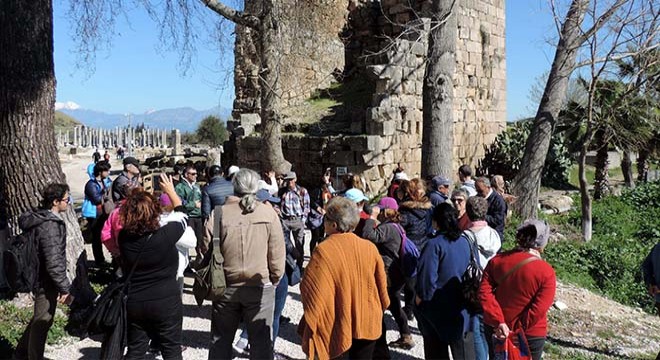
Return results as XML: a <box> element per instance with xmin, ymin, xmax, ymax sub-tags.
<box><xmin>55</xmin><ymin>101</ymin><xmax>81</xmax><ymax>110</ymax></box>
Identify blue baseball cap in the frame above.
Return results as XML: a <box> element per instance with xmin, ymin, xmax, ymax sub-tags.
<box><xmin>256</xmin><ymin>189</ymin><xmax>280</xmax><ymax>204</ymax></box>
<box><xmin>344</xmin><ymin>188</ymin><xmax>369</xmax><ymax>203</ymax></box>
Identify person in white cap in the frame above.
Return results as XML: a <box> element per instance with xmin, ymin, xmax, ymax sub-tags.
<box><xmin>226</xmin><ymin>165</ymin><xmax>240</xmax><ymax>180</ymax></box>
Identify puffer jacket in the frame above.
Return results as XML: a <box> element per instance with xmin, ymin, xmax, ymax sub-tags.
<box><xmin>82</xmin><ymin>179</ymin><xmax>104</xmax><ymax>218</ymax></box>
<box><xmin>399</xmin><ymin>200</ymin><xmax>432</xmax><ymax>251</ymax></box>
<box><xmin>211</xmin><ymin>197</ymin><xmax>285</xmax><ymax>286</ymax></box>
<box><xmin>19</xmin><ymin>209</ymin><xmax>70</xmax><ymax>293</ymax></box>
<box><xmin>201</xmin><ymin>176</ymin><xmax>234</xmax><ymax>218</ymax></box>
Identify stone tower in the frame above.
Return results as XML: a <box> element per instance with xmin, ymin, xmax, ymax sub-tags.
<box><xmin>228</xmin><ymin>0</ymin><xmax>506</xmax><ymax>193</ymax></box>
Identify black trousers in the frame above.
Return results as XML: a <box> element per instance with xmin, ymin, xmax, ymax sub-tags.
<box><xmin>486</xmin><ymin>325</ymin><xmax>546</xmax><ymax>360</ymax></box>
<box><xmin>422</xmin><ymin>332</ymin><xmax>475</xmax><ymax>360</ymax></box>
<box><xmin>88</xmin><ymin>214</ymin><xmax>107</xmax><ymax>265</ymax></box>
<box><xmin>125</xmin><ymin>294</ymin><xmax>183</xmax><ymax>360</ymax></box>
<box><xmin>14</xmin><ymin>288</ymin><xmax>58</xmax><ymax>360</ymax></box>
<box><xmin>334</xmin><ymin>339</ymin><xmax>377</xmax><ymax>360</ymax></box>
<box><xmin>388</xmin><ymin>273</ymin><xmax>410</xmax><ymax>335</ymax></box>
<box><xmin>403</xmin><ymin>276</ymin><xmax>416</xmax><ymax>313</ymax></box>
<box><xmin>527</xmin><ymin>336</ymin><xmax>546</xmax><ymax>360</ymax></box>
<box><xmin>309</xmin><ymin>226</ymin><xmax>325</xmax><ymax>254</ymax></box>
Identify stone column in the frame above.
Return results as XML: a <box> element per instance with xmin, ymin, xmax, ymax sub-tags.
<box><xmin>161</xmin><ymin>130</ymin><xmax>168</xmax><ymax>148</ymax></box>
<box><xmin>171</xmin><ymin>129</ymin><xmax>182</xmax><ymax>155</ymax></box>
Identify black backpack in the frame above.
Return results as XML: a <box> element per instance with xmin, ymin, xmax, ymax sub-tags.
<box><xmin>3</xmin><ymin>227</ymin><xmax>39</xmax><ymax>293</ymax></box>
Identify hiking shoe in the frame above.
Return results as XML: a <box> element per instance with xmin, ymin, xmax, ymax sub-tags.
<box><xmin>389</xmin><ymin>335</ymin><xmax>415</xmax><ymax>350</ymax></box>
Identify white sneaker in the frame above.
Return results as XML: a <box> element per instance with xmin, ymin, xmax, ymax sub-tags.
<box><xmin>233</xmin><ymin>338</ymin><xmax>249</xmax><ymax>355</ymax></box>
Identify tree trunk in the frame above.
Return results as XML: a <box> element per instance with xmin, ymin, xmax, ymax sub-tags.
<box><xmin>512</xmin><ymin>0</ymin><xmax>589</xmax><ymax>220</ymax></box>
<box><xmin>0</xmin><ymin>0</ymin><xmax>84</xmax><ymax>281</ymax></box>
<box><xmin>258</xmin><ymin>0</ymin><xmax>291</xmax><ymax>175</ymax></box>
<box><xmin>578</xmin><ymin>145</ymin><xmax>592</xmax><ymax>241</ymax></box>
<box><xmin>593</xmin><ymin>130</ymin><xmax>610</xmax><ymax>200</ymax></box>
<box><xmin>621</xmin><ymin>150</ymin><xmax>634</xmax><ymax>189</ymax></box>
<box><xmin>421</xmin><ymin>0</ymin><xmax>456</xmax><ymax>179</ymax></box>
<box><xmin>637</xmin><ymin>149</ymin><xmax>649</xmax><ymax>182</ymax></box>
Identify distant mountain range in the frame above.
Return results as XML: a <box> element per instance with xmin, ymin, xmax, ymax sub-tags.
<box><xmin>56</xmin><ymin>104</ymin><xmax>231</xmax><ymax>133</ymax></box>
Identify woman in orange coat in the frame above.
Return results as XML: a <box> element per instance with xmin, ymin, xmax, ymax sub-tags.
<box><xmin>298</xmin><ymin>196</ymin><xmax>390</xmax><ymax>360</ymax></box>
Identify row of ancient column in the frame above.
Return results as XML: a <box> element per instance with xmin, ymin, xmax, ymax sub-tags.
<box><xmin>57</xmin><ymin>126</ymin><xmax>180</xmax><ymax>151</ymax></box>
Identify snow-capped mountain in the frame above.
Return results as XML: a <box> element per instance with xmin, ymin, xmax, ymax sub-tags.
<box><xmin>58</xmin><ymin>105</ymin><xmax>231</xmax><ymax>133</ymax></box>
<box><xmin>55</xmin><ymin>101</ymin><xmax>81</xmax><ymax>110</ymax></box>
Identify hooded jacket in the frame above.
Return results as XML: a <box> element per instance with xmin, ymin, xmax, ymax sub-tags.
<box><xmin>399</xmin><ymin>200</ymin><xmax>432</xmax><ymax>251</ymax></box>
<box><xmin>19</xmin><ymin>209</ymin><xmax>70</xmax><ymax>293</ymax></box>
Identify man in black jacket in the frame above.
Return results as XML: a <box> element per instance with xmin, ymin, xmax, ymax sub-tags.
<box><xmin>475</xmin><ymin>176</ymin><xmax>507</xmax><ymax>241</ymax></box>
<box><xmin>14</xmin><ymin>183</ymin><xmax>74</xmax><ymax>360</ymax></box>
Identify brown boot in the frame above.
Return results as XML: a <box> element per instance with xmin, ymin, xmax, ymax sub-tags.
<box><xmin>389</xmin><ymin>334</ymin><xmax>415</xmax><ymax>350</ymax></box>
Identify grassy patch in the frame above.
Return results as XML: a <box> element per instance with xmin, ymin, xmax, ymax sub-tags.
<box><xmin>544</xmin><ymin>181</ymin><xmax>660</xmax><ymax>314</ymax></box>
<box><xmin>568</xmin><ymin>165</ymin><xmax>624</xmax><ymax>188</ymax></box>
<box><xmin>0</xmin><ymin>300</ymin><xmax>68</xmax><ymax>349</ymax></box>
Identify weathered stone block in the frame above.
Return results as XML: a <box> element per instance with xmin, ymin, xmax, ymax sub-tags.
<box><xmin>348</xmin><ymin>135</ymin><xmax>381</xmax><ymax>152</ymax></box>
<box><xmin>366</xmin><ymin>121</ymin><xmax>396</xmax><ymax>136</ymax></box>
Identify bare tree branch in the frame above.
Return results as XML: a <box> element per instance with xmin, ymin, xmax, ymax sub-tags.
<box><xmin>199</xmin><ymin>0</ymin><xmax>260</xmax><ymax>29</ymax></box>
<box><xmin>576</xmin><ymin>0</ymin><xmax>627</xmax><ymax>44</ymax></box>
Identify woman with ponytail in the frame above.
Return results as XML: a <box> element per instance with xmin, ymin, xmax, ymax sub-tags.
<box><xmin>207</xmin><ymin>169</ymin><xmax>286</xmax><ymax>360</ymax></box>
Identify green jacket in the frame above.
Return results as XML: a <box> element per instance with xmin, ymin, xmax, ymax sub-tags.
<box><xmin>175</xmin><ymin>179</ymin><xmax>202</xmax><ymax>217</ymax></box>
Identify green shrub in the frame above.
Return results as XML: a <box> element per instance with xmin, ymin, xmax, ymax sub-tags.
<box><xmin>0</xmin><ymin>300</ymin><xmax>68</xmax><ymax>348</ymax></box>
<box><xmin>545</xmin><ymin>181</ymin><xmax>660</xmax><ymax>313</ymax></box>
<box><xmin>478</xmin><ymin>119</ymin><xmax>574</xmax><ymax>189</ymax></box>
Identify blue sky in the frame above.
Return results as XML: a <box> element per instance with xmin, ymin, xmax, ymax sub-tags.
<box><xmin>54</xmin><ymin>1</ymin><xmax>558</xmax><ymax>120</ymax></box>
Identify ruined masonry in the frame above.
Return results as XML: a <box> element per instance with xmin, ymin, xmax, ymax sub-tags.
<box><xmin>227</xmin><ymin>0</ymin><xmax>506</xmax><ymax>193</ymax></box>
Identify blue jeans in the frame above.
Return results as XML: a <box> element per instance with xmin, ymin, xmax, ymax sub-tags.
<box><xmin>239</xmin><ymin>274</ymin><xmax>289</xmax><ymax>344</ymax></box>
<box><xmin>272</xmin><ymin>274</ymin><xmax>289</xmax><ymax>340</ymax></box>
<box><xmin>471</xmin><ymin>314</ymin><xmax>488</xmax><ymax>360</ymax></box>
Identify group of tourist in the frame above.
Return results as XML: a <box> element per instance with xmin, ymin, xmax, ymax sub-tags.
<box><xmin>13</xmin><ymin>155</ymin><xmax>660</xmax><ymax>360</ymax></box>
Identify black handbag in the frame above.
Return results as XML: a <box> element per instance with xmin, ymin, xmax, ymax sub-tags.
<box><xmin>85</xmin><ymin>235</ymin><xmax>152</xmax><ymax>336</ymax></box>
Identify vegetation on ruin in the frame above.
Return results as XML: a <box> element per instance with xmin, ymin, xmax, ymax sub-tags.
<box><xmin>54</xmin><ymin>111</ymin><xmax>82</xmax><ymax>133</ymax></box>
<box><xmin>288</xmin><ymin>78</ymin><xmax>375</xmax><ymax>136</ymax></box>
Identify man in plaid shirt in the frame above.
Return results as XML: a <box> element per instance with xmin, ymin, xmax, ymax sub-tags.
<box><xmin>279</xmin><ymin>171</ymin><xmax>310</xmax><ymax>269</ymax></box>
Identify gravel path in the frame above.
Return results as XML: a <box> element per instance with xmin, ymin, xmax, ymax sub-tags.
<box><xmin>46</xmin><ymin>235</ymin><xmax>427</xmax><ymax>360</ymax></box>
<box><xmin>45</xmin><ymin>277</ymin><xmax>426</xmax><ymax>360</ymax></box>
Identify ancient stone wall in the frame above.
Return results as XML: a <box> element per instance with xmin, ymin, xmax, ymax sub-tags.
<box><xmin>230</xmin><ymin>0</ymin><xmax>506</xmax><ymax>194</ymax></box>
<box><xmin>232</xmin><ymin>0</ymin><xmax>346</xmax><ymax>117</ymax></box>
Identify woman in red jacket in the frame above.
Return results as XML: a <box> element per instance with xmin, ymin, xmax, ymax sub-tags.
<box><xmin>478</xmin><ymin>219</ymin><xmax>556</xmax><ymax>360</ymax></box>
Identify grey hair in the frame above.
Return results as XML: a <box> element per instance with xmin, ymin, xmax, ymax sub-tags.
<box><xmin>466</xmin><ymin>196</ymin><xmax>488</xmax><ymax>221</ymax></box>
<box><xmin>324</xmin><ymin>196</ymin><xmax>359</xmax><ymax>233</ymax></box>
<box><xmin>232</xmin><ymin>169</ymin><xmax>260</xmax><ymax>213</ymax></box>
<box><xmin>451</xmin><ymin>189</ymin><xmax>469</xmax><ymax>201</ymax></box>
<box><xmin>476</xmin><ymin>176</ymin><xmax>491</xmax><ymax>187</ymax></box>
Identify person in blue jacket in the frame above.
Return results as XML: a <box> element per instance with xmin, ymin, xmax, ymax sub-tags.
<box><xmin>82</xmin><ymin>161</ymin><xmax>111</xmax><ymax>266</ymax></box>
<box><xmin>414</xmin><ymin>203</ymin><xmax>475</xmax><ymax>360</ymax></box>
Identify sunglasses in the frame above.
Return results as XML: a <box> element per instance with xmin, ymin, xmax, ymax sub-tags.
<box><xmin>451</xmin><ymin>198</ymin><xmax>465</xmax><ymax>203</ymax></box>
<box><xmin>187</xmin><ymin>172</ymin><xmax>198</xmax><ymax>176</ymax></box>
<box><xmin>60</xmin><ymin>196</ymin><xmax>71</xmax><ymax>204</ymax></box>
